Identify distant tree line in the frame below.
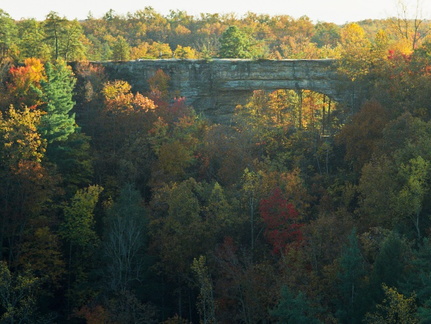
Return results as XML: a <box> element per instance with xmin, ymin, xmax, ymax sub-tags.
<box><xmin>0</xmin><ymin>6</ymin><xmax>430</xmax><ymax>63</ymax></box>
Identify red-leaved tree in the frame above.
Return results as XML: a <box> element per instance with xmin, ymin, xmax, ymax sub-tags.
<box><xmin>259</xmin><ymin>187</ymin><xmax>303</xmax><ymax>254</ymax></box>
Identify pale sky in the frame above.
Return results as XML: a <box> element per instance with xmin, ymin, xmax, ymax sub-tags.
<box><xmin>1</xmin><ymin>0</ymin><xmax>430</xmax><ymax>24</ymax></box>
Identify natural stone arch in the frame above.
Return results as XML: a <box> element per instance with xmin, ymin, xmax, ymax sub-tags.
<box><xmin>89</xmin><ymin>59</ymin><xmax>354</xmax><ymax>123</ymax></box>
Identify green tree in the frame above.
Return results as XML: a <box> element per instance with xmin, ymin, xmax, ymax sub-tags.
<box><xmin>218</xmin><ymin>26</ymin><xmax>253</xmax><ymax>58</ymax></box>
<box><xmin>103</xmin><ymin>184</ymin><xmax>149</xmax><ymax>293</ymax></box>
<box><xmin>205</xmin><ymin>182</ymin><xmax>234</xmax><ymax>228</ymax></box>
<box><xmin>241</xmin><ymin>168</ymin><xmax>262</xmax><ymax>253</ymax></box>
<box><xmin>36</xmin><ymin>60</ymin><xmax>76</xmax><ymax>143</ymax></box>
<box><xmin>404</xmin><ymin>239</ymin><xmax>431</xmax><ymax>323</ymax></box>
<box><xmin>312</xmin><ymin>22</ymin><xmax>340</xmax><ymax>48</ymax></box>
<box><xmin>62</xmin><ymin>20</ymin><xmax>86</xmax><ymax>61</ymax></box>
<box><xmin>191</xmin><ymin>256</ymin><xmax>216</xmax><ymax>324</ymax></box>
<box><xmin>43</xmin><ymin>13</ymin><xmax>85</xmax><ymax>61</ymax></box>
<box><xmin>44</xmin><ymin>12</ymin><xmax>68</xmax><ymax>60</ymax></box>
<box><xmin>0</xmin><ymin>10</ymin><xmax>17</xmax><ymax>59</ymax></box>
<box><xmin>61</xmin><ymin>185</ymin><xmax>102</xmax><ymax>250</ymax></box>
<box><xmin>150</xmin><ymin>178</ymin><xmax>206</xmax><ymax>317</ymax></box>
<box><xmin>270</xmin><ymin>285</ymin><xmax>320</xmax><ymax>323</ymax></box>
<box><xmin>336</xmin><ymin>229</ymin><xmax>367</xmax><ymax>323</ymax></box>
<box><xmin>370</xmin><ymin>232</ymin><xmax>409</xmax><ymax>304</ymax></box>
<box><xmin>151</xmin><ymin>178</ymin><xmax>203</xmax><ymax>276</ymax></box>
<box><xmin>357</xmin><ymin>156</ymin><xmax>398</xmax><ymax>229</ymax></box>
<box><xmin>394</xmin><ymin>156</ymin><xmax>429</xmax><ymax>239</ymax></box>
<box><xmin>111</xmin><ymin>36</ymin><xmax>131</xmax><ymax>61</ymax></box>
<box><xmin>17</xmin><ymin>19</ymin><xmax>50</xmax><ymax>61</ymax></box>
<box><xmin>60</xmin><ymin>185</ymin><xmax>103</xmax><ymax>309</ymax></box>
<box><xmin>46</xmin><ymin>132</ymin><xmax>94</xmax><ymax>197</ymax></box>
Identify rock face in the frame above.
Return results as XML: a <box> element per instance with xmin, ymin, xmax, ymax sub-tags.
<box><xmin>92</xmin><ymin>59</ymin><xmax>351</xmax><ymax>123</ymax></box>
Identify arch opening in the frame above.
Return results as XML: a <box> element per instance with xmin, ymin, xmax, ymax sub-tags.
<box><xmin>233</xmin><ymin>88</ymin><xmax>341</xmax><ymax>138</ymax></box>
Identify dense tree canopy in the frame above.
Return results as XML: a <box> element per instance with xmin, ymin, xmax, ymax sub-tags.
<box><xmin>0</xmin><ymin>5</ymin><xmax>431</xmax><ymax>323</ymax></box>
<box><xmin>0</xmin><ymin>7</ymin><xmax>430</xmax><ymax>62</ymax></box>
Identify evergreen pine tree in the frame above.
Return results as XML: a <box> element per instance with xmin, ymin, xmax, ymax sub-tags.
<box><xmin>36</xmin><ymin>60</ymin><xmax>76</xmax><ymax>143</ymax></box>
<box><xmin>336</xmin><ymin>229</ymin><xmax>367</xmax><ymax>323</ymax></box>
<box><xmin>370</xmin><ymin>232</ymin><xmax>408</xmax><ymax>305</ymax></box>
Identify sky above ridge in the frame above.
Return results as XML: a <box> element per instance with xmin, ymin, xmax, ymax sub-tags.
<box><xmin>2</xmin><ymin>0</ymin><xmax>430</xmax><ymax>24</ymax></box>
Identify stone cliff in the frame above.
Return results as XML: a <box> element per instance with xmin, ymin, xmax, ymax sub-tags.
<box><xmin>90</xmin><ymin>59</ymin><xmax>352</xmax><ymax>123</ymax></box>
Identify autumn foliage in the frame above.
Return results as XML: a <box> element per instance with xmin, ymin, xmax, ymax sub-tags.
<box><xmin>259</xmin><ymin>187</ymin><xmax>303</xmax><ymax>254</ymax></box>
<box><xmin>1</xmin><ymin>7</ymin><xmax>431</xmax><ymax>324</ymax></box>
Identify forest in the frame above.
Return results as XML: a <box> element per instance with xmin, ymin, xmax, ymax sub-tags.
<box><xmin>1</xmin><ymin>5</ymin><xmax>431</xmax><ymax>324</ymax></box>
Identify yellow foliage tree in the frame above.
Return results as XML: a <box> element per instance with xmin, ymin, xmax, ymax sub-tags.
<box><xmin>174</xmin><ymin>45</ymin><xmax>198</xmax><ymax>59</ymax></box>
<box><xmin>365</xmin><ymin>284</ymin><xmax>418</xmax><ymax>324</ymax></box>
<box><xmin>338</xmin><ymin>23</ymin><xmax>372</xmax><ymax>80</ymax></box>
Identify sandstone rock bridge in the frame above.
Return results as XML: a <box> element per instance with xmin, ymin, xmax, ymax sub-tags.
<box><xmin>93</xmin><ymin>59</ymin><xmax>354</xmax><ymax>123</ymax></box>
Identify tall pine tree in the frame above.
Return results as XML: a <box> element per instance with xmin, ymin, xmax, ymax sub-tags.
<box><xmin>336</xmin><ymin>229</ymin><xmax>367</xmax><ymax>323</ymax></box>
<box><xmin>36</xmin><ymin>60</ymin><xmax>76</xmax><ymax>143</ymax></box>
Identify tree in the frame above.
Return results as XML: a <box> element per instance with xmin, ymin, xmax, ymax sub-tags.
<box><xmin>0</xmin><ymin>261</ymin><xmax>40</xmax><ymax>323</ymax></box>
<box><xmin>338</xmin><ymin>23</ymin><xmax>372</xmax><ymax>81</ymax></box>
<box><xmin>149</xmin><ymin>178</ymin><xmax>206</xmax><ymax>318</ymax></box>
<box><xmin>0</xmin><ymin>106</ymin><xmax>46</xmax><ymax>168</ymax></box>
<box><xmin>270</xmin><ymin>286</ymin><xmax>320</xmax><ymax>323</ymax></box>
<box><xmin>204</xmin><ymin>182</ymin><xmax>235</xmax><ymax>233</ymax></box>
<box><xmin>154</xmin><ymin>140</ymin><xmax>195</xmax><ymax>182</ymax></box>
<box><xmin>16</xmin><ymin>225</ymin><xmax>65</xmax><ymax>292</ymax></box>
<box><xmin>213</xmin><ymin>237</ymin><xmax>278</xmax><ymax>323</ymax></box>
<box><xmin>0</xmin><ymin>106</ymin><xmax>54</xmax><ymax>264</ymax></box>
<box><xmin>191</xmin><ymin>256</ymin><xmax>216</xmax><ymax>324</ymax></box>
<box><xmin>36</xmin><ymin>60</ymin><xmax>76</xmax><ymax>143</ymax></box>
<box><xmin>61</xmin><ymin>185</ymin><xmax>102</xmax><ymax>250</ymax></box>
<box><xmin>312</xmin><ymin>22</ymin><xmax>340</xmax><ymax>48</ymax></box>
<box><xmin>0</xmin><ymin>10</ymin><xmax>17</xmax><ymax>59</ymax></box>
<box><xmin>103</xmin><ymin>184</ymin><xmax>149</xmax><ymax>293</ymax></box>
<box><xmin>112</xmin><ymin>36</ymin><xmax>131</xmax><ymax>61</ymax></box>
<box><xmin>369</xmin><ymin>232</ymin><xmax>409</xmax><ymax>304</ymax></box>
<box><xmin>62</xmin><ymin>20</ymin><xmax>86</xmax><ymax>61</ymax></box>
<box><xmin>60</xmin><ymin>185</ymin><xmax>103</xmax><ymax>309</ymax></box>
<box><xmin>44</xmin><ymin>12</ymin><xmax>68</xmax><ymax>60</ymax></box>
<box><xmin>5</xmin><ymin>58</ymin><xmax>45</xmax><ymax>109</ymax></box>
<box><xmin>145</xmin><ymin>42</ymin><xmax>173</xmax><ymax>59</ymax></box>
<box><xmin>173</xmin><ymin>45</ymin><xmax>198</xmax><ymax>59</ymax></box>
<box><xmin>259</xmin><ymin>187</ymin><xmax>302</xmax><ymax>255</ymax></box>
<box><xmin>336</xmin><ymin>229</ymin><xmax>367</xmax><ymax>323</ymax></box>
<box><xmin>267</xmin><ymin>89</ymin><xmax>291</xmax><ymax>126</ymax></box>
<box><xmin>241</xmin><ymin>168</ymin><xmax>262</xmax><ymax>253</ymax></box>
<box><xmin>218</xmin><ymin>26</ymin><xmax>253</xmax><ymax>58</ymax></box>
<box><xmin>147</xmin><ymin>69</ymin><xmax>171</xmax><ymax>101</ymax></box>
<box><xmin>17</xmin><ymin>19</ymin><xmax>49</xmax><ymax>61</ymax></box>
<box><xmin>336</xmin><ymin>100</ymin><xmax>389</xmax><ymax>171</ymax></box>
<box><xmin>365</xmin><ymin>284</ymin><xmax>417</xmax><ymax>324</ymax></box>
<box><xmin>43</xmin><ymin>13</ymin><xmax>85</xmax><ymax>61</ymax></box>
<box><xmin>394</xmin><ymin>156</ymin><xmax>429</xmax><ymax>239</ymax></box>
<box><xmin>150</xmin><ymin>178</ymin><xmax>203</xmax><ymax>276</ymax></box>
<box><xmin>47</xmin><ymin>132</ymin><xmax>94</xmax><ymax>196</ymax></box>
<box><xmin>98</xmin><ymin>79</ymin><xmax>156</xmax><ymax>181</ymax></box>
<box><xmin>357</xmin><ymin>156</ymin><xmax>398</xmax><ymax>230</ymax></box>
<box><xmin>388</xmin><ymin>0</ymin><xmax>429</xmax><ymax>52</ymax></box>
<box><xmin>404</xmin><ymin>238</ymin><xmax>431</xmax><ymax>322</ymax></box>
